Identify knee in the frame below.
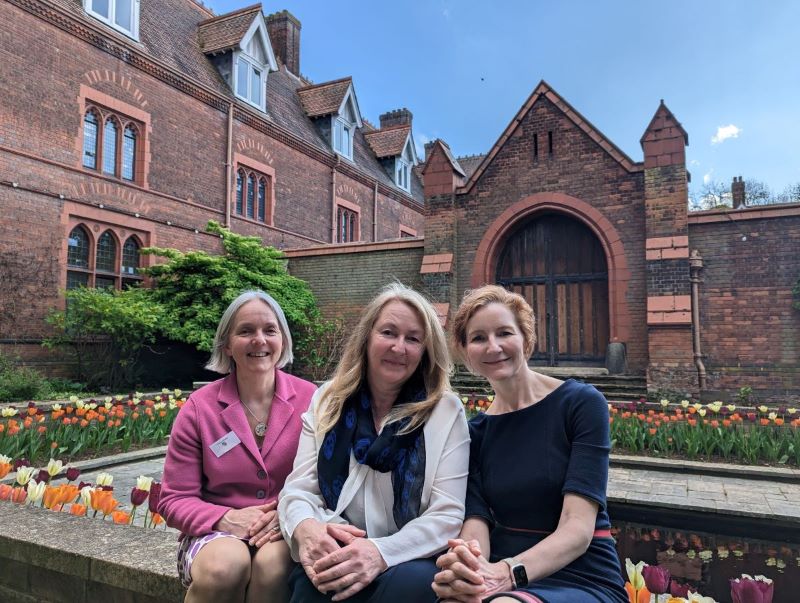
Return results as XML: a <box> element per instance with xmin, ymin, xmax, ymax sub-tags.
<box><xmin>191</xmin><ymin>547</ymin><xmax>251</xmax><ymax>592</ymax></box>
<box><xmin>252</xmin><ymin>541</ymin><xmax>293</xmax><ymax>588</ymax></box>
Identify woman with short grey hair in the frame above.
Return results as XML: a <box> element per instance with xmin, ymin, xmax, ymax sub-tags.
<box><xmin>160</xmin><ymin>290</ymin><xmax>317</xmax><ymax>603</ymax></box>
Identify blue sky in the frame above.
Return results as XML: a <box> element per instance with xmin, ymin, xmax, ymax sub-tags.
<box><xmin>209</xmin><ymin>0</ymin><xmax>800</xmax><ymax>198</ymax></box>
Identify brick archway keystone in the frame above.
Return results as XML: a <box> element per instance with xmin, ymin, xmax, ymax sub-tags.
<box><xmin>470</xmin><ymin>192</ymin><xmax>631</xmax><ymax>343</ymax></box>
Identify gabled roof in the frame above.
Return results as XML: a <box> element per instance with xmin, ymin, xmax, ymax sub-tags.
<box><xmin>456</xmin><ymin>154</ymin><xmax>486</xmax><ymax>179</ymax></box>
<box><xmin>640</xmin><ymin>100</ymin><xmax>689</xmax><ymax>145</ymax></box>
<box><xmin>364</xmin><ymin>124</ymin><xmax>411</xmax><ymax>159</ymax></box>
<box><xmin>296</xmin><ymin>77</ymin><xmax>354</xmax><ymax>118</ymax></box>
<box><xmin>198</xmin><ymin>4</ymin><xmax>261</xmax><ymax>55</ymax></box>
<box><xmin>458</xmin><ymin>80</ymin><xmax>642</xmax><ymax>194</ymax></box>
<box><xmin>421</xmin><ymin>139</ymin><xmax>466</xmax><ymax>177</ymax></box>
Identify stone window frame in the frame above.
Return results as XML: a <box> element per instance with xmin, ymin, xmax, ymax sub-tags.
<box><xmin>61</xmin><ymin>204</ymin><xmax>152</xmax><ymax>293</ymax></box>
<box><xmin>232</xmin><ymin>153</ymin><xmax>276</xmax><ymax>226</ymax></box>
<box><xmin>77</xmin><ymin>86</ymin><xmax>151</xmax><ymax>188</ymax></box>
<box><xmin>335</xmin><ymin>198</ymin><xmax>360</xmax><ymax>243</ymax></box>
<box><xmin>399</xmin><ymin>225</ymin><xmax>417</xmax><ymax>238</ymax></box>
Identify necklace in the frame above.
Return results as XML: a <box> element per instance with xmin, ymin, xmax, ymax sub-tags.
<box><xmin>241</xmin><ymin>402</ymin><xmax>268</xmax><ymax>437</ymax></box>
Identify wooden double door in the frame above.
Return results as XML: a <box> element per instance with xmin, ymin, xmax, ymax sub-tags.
<box><xmin>496</xmin><ymin>213</ymin><xmax>609</xmax><ymax>366</ymax></box>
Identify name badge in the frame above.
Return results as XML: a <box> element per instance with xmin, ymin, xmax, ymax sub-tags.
<box><xmin>210</xmin><ymin>431</ymin><xmax>241</xmax><ymax>458</ymax></box>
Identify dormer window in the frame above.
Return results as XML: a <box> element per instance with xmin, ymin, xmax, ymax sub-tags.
<box><xmin>84</xmin><ymin>0</ymin><xmax>140</xmax><ymax>39</ymax></box>
<box><xmin>236</xmin><ymin>56</ymin><xmax>263</xmax><ymax>108</ymax></box>
<box><xmin>333</xmin><ymin>101</ymin><xmax>357</xmax><ymax>160</ymax></box>
<box><xmin>396</xmin><ymin>159</ymin><xmax>410</xmax><ymax>191</ymax></box>
<box><xmin>394</xmin><ymin>137</ymin><xmax>417</xmax><ymax>192</ymax></box>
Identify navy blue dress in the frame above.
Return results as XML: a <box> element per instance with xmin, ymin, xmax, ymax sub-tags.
<box><xmin>466</xmin><ymin>379</ymin><xmax>627</xmax><ymax>603</ymax></box>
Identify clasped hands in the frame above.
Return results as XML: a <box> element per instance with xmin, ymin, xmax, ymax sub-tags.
<box><xmin>295</xmin><ymin>518</ymin><xmax>388</xmax><ymax>601</ymax></box>
<box><xmin>217</xmin><ymin>500</ymin><xmax>284</xmax><ymax>548</ymax></box>
<box><xmin>432</xmin><ymin>539</ymin><xmax>514</xmax><ymax>603</ymax></box>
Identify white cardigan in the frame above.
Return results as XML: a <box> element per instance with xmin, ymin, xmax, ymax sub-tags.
<box><xmin>278</xmin><ymin>385</ymin><xmax>470</xmax><ymax>568</ymax></box>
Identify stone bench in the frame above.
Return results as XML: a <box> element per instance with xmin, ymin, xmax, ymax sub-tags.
<box><xmin>0</xmin><ymin>503</ymin><xmax>184</xmax><ymax>602</ymax></box>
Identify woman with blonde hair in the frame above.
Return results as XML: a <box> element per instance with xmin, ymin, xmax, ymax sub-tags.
<box><xmin>279</xmin><ymin>282</ymin><xmax>470</xmax><ymax>602</ymax></box>
<box><xmin>432</xmin><ymin>285</ymin><xmax>627</xmax><ymax>603</ymax></box>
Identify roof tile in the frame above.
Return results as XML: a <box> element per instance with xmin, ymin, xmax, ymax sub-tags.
<box><xmin>364</xmin><ymin>124</ymin><xmax>410</xmax><ymax>158</ymax></box>
<box><xmin>198</xmin><ymin>4</ymin><xmax>260</xmax><ymax>55</ymax></box>
<box><xmin>296</xmin><ymin>77</ymin><xmax>352</xmax><ymax>118</ymax></box>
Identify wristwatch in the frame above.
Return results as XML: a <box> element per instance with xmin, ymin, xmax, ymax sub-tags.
<box><xmin>501</xmin><ymin>557</ymin><xmax>529</xmax><ymax>589</ymax></box>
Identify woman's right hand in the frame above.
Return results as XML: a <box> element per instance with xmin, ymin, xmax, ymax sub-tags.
<box><xmin>214</xmin><ymin>501</ymin><xmax>277</xmax><ymax>539</ymax></box>
<box><xmin>433</xmin><ymin>539</ymin><xmax>488</xmax><ymax>603</ymax></box>
<box><xmin>293</xmin><ymin>518</ymin><xmax>361</xmax><ymax>581</ymax></box>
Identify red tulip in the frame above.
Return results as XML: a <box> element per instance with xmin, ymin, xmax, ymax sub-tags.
<box><xmin>670</xmin><ymin>581</ymin><xmax>690</xmax><ymax>598</ymax></box>
<box><xmin>642</xmin><ymin>565</ymin><xmax>670</xmax><ymax>594</ymax></box>
<box><xmin>66</xmin><ymin>467</ymin><xmax>81</xmax><ymax>482</ymax></box>
<box><xmin>730</xmin><ymin>574</ymin><xmax>773</xmax><ymax>603</ymax></box>
<box><xmin>13</xmin><ymin>458</ymin><xmax>30</xmax><ymax>471</ymax></box>
<box><xmin>148</xmin><ymin>482</ymin><xmax>162</xmax><ymax>514</ymax></box>
<box><xmin>130</xmin><ymin>487</ymin><xmax>149</xmax><ymax>507</ymax></box>
<box><xmin>36</xmin><ymin>469</ymin><xmax>51</xmax><ymax>484</ymax></box>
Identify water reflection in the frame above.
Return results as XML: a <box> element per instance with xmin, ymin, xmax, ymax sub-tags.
<box><xmin>613</xmin><ymin>521</ymin><xmax>799</xmax><ymax>602</ymax></box>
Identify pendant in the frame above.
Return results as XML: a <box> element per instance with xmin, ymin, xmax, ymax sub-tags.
<box><xmin>255</xmin><ymin>422</ymin><xmax>266</xmax><ymax>437</ymax></box>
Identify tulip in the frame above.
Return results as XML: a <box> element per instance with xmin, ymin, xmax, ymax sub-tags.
<box><xmin>13</xmin><ymin>458</ymin><xmax>30</xmax><ymax>470</ymax></box>
<box><xmin>46</xmin><ymin>458</ymin><xmax>63</xmax><ymax>477</ymax></box>
<box><xmin>42</xmin><ymin>486</ymin><xmax>62</xmax><ymax>509</ymax></box>
<box><xmin>26</xmin><ymin>480</ymin><xmax>47</xmax><ymax>505</ymax></box>
<box><xmin>730</xmin><ymin>574</ymin><xmax>773</xmax><ymax>603</ymax></box>
<box><xmin>148</xmin><ymin>482</ymin><xmax>162</xmax><ymax>514</ymax></box>
<box><xmin>15</xmin><ymin>466</ymin><xmax>35</xmax><ymax>486</ymax></box>
<box><xmin>0</xmin><ymin>460</ymin><xmax>11</xmax><ymax>479</ymax></box>
<box><xmin>96</xmin><ymin>472</ymin><xmax>113</xmax><ymax>487</ymax></box>
<box><xmin>70</xmin><ymin>503</ymin><xmax>87</xmax><ymax>517</ymax></box>
<box><xmin>671</xmin><ymin>581</ymin><xmax>691</xmax><ymax>598</ymax></box>
<box><xmin>36</xmin><ymin>469</ymin><xmax>51</xmax><ymax>484</ymax></box>
<box><xmin>130</xmin><ymin>487</ymin><xmax>149</xmax><ymax>507</ymax></box>
<box><xmin>150</xmin><ymin>512</ymin><xmax>164</xmax><ymax>526</ymax></box>
<box><xmin>687</xmin><ymin>592</ymin><xmax>718</xmax><ymax>603</ymax></box>
<box><xmin>624</xmin><ymin>559</ymin><xmax>650</xmax><ymax>603</ymax></box>
<box><xmin>80</xmin><ymin>485</ymin><xmax>95</xmax><ymax>507</ymax></box>
<box><xmin>0</xmin><ymin>484</ymin><xmax>12</xmax><ymax>500</ymax></box>
<box><xmin>66</xmin><ymin>467</ymin><xmax>81</xmax><ymax>482</ymax></box>
<box><xmin>111</xmin><ymin>510</ymin><xmax>131</xmax><ymax>525</ymax></box>
<box><xmin>135</xmin><ymin>475</ymin><xmax>154</xmax><ymax>492</ymax></box>
<box><xmin>11</xmin><ymin>486</ymin><xmax>27</xmax><ymax>503</ymax></box>
<box><xmin>642</xmin><ymin>564</ymin><xmax>670</xmax><ymax>594</ymax></box>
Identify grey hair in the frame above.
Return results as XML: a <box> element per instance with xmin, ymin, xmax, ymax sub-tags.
<box><xmin>205</xmin><ymin>290</ymin><xmax>294</xmax><ymax>374</ymax></box>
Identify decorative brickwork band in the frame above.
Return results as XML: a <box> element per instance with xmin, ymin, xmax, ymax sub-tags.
<box><xmin>420</xmin><ymin>253</ymin><xmax>453</xmax><ymax>274</ymax></box>
<box><xmin>647</xmin><ymin>295</ymin><xmax>691</xmax><ymax>325</ymax></box>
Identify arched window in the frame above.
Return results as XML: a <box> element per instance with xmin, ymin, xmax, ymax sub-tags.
<box><xmin>258</xmin><ymin>177</ymin><xmax>267</xmax><ymax>222</ymax></box>
<box><xmin>122</xmin><ymin>237</ymin><xmax>142</xmax><ymax>289</ymax></box>
<box><xmin>82</xmin><ymin>110</ymin><xmax>99</xmax><ymax>169</ymax></box>
<box><xmin>246</xmin><ymin>173</ymin><xmax>255</xmax><ymax>219</ymax></box>
<box><xmin>102</xmin><ymin>118</ymin><xmax>118</xmax><ymax>176</ymax></box>
<box><xmin>66</xmin><ymin>226</ymin><xmax>91</xmax><ymax>289</ymax></box>
<box><xmin>236</xmin><ymin>169</ymin><xmax>244</xmax><ymax>215</ymax></box>
<box><xmin>122</xmin><ymin>125</ymin><xmax>137</xmax><ymax>181</ymax></box>
<box><xmin>95</xmin><ymin>230</ymin><xmax>117</xmax><ymax>289</ymax></box>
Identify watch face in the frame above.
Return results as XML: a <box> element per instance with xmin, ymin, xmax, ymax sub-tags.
<box><xmin>512</xmin><ymin>563</ymin><xmax>528</xmax><ymax>588</ymax></box>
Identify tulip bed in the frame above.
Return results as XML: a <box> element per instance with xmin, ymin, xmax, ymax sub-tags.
<box><xmin>463</xmin><ymin>396</ymin><xmax>800</xmax><ymax>467</ymax></box>
<box><xmin>0</xmin><ymin>458</ymin><xmax>164</xmax><ymax>528</ymax></box>
<box><xmin>0</xmin><ymin>390</ymin><xmax>185</xmax><ymax>464</ymax></box>
<box><xmin>624</xmin><ymin>557</ymin><xmax>774</xmax><ymax>603</ymax></box>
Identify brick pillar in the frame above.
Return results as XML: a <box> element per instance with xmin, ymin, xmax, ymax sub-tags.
<box><xmin>732</xmin><ymin>176</ymin><xmax>745</xmax><ymax>209</ymax></box>
<box><xmin>420</xmin><ymin>140</ymin><xmax>464</xmax><ymax>326</ymax></box>
<box><xmin>641</xmin><ymin>101</ymin><xmax>697</xmax><ymax>395</ymax></box>
<box><xmin>265</xmin><ymin>10</ymin><xmax>301</xmax><ymax>75</ymax></box>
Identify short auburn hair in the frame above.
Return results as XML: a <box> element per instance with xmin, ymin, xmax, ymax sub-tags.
<box><xmin>451</xmin><ymin>285</ymin><xmax>536</xmax><ymax>362</ymax></box>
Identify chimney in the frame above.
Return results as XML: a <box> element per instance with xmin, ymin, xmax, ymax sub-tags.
<box><xmin>732</xmin><ymin>176</ymin><xmax>745</xmax><ymax>208</ymax></box>
<box><xmin>265</xmin><ymin>10</ymin><xmax>301</xmax><ymax>75</ymax></box>
<box><xmin>379</xmin><ymin>108</ymin><xmax>413</xmax><ymax>129</ymax></box>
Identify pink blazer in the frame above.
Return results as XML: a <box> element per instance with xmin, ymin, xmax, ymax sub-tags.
<box><xmin>159</xmin><ymin>370</ymin><xmax>317</xmax><ymax>536</ymax></box>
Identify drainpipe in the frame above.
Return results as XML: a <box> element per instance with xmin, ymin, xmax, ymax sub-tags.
<box><xmin>689</xmin><ymin>249</ymin><xmax>707</xmax><ymax>390</ymax></box>
<box><xmin>224</xmin><ymin>102</ymin><xmax>234</xmax><ymax>227</ymax></box>
<box><xmin>373</xmin><ymin>181</ymin><xmax>378</xmax><ymax>241</ymax></box>
<box><xmin>330</xmin><ymin>161</ymin><xmax>338</xmax><ymax>243</ymax></box>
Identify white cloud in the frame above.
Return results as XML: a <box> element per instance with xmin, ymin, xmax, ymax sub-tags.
<box><xmin>703</xmin><ymin>170</ymin><xmax>714</xmax><ymax>185</ymax></box>
<box><xmin>415</xmin><ymin>133</ymin><xmax>431</xmax><ymax>158</ymax></box>
<box><xmin>689</xmin><ymin>159</ymin><xmax>700</xmax><ymax>167</ymax></box>
<box><xmin>711</xmin><ymin>124</ymin><xmax>742</xmax><ymax>145</ymax></box>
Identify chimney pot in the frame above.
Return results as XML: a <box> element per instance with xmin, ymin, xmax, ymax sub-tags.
<box><xmin>265</xmin><ymin>10</ymin><xmax>301</xmax><ymax>75</ymax></box>
<box><xmin>731</xmin><ymin>176</ymin><xmax>746</xmax><ymax>208</ymax></box>
<box><xmin>379</xmin><ymin>108</ymin><xmax>413</xmax><ymax>129</ymax></box>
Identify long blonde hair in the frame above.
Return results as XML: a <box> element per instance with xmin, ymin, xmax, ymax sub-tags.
<box><xmin>315</xmin><ymin>283</ymin><xmax>452</xmax><ymax>436</ymax></box>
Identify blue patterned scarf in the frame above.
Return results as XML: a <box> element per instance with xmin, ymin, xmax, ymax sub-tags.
<box><xmin>317</xmin><ymin>377</ymin><xmax>427</xmax><ymax>529</ymax></box>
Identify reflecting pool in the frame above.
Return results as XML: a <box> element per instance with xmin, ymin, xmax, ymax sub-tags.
<box><xmin>613</xmin><ymin>514</ymin><xmax>800</xmax><ymax>602</ymax></box>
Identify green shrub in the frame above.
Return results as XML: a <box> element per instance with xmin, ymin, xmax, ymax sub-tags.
<box><xmin>0</xmin><ymin>354</ymin><xmax>48</xmax><ymax>402</ymax></box>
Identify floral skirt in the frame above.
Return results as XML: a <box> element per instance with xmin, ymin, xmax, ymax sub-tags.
<box><xmin>177</xmin><ymin>531</ymin><xmax>249</xmax><ymax>588</ymax></box>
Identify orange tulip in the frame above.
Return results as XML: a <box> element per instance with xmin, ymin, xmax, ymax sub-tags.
<box><xmin>150</xmin><ymin>512</ymin><xmax>164</xmax><ymax>526</ymax></box>
<box><xmin>11</xmin><ymin>486</ymin><xmax>27</xmax><ymax>503</ymax></box>
<box><xmin>70</xmin><ymin>503</ymin><xmax>87</xmax><ymax>517</ymax></box>
<box><xmin>760</xmin><ymin>418</ymin><xmax>770</xmax><ymax>426</ymax></box>
<box><xmin>90</xmin><ymin>489</ymin><xmax>119</xmax><ymax>515</ymax></box>
<box><xmin>648</xmin><ymin>428</ymin><xmax>657</xmax><ymax>436</ymax></box>
<box><xmin>688</xmin><ymin>407</ymin><xmax>697</xmax><ymax>415</ymax></box>
<box><xmin>0</xmin><ymin>462</ymin><xmax>11</xmax><ymax>479</ymax></box>
<box><xmin>624</xmin><ymin>582</ymin><xmax>651</xmax><ymax>603</ymax></box>
<box><xmin>774</xmin><ymin>418</ymin><xmax>784</xmax><ymax>426</ymax></box>
<box><xmin>132</xmin><ymin>412</ymin><xmax>140</xmax><ymax>420</ymax></box>
<box><xmin>43</xmin><ymin>486</ymin><xmax>63</xmax><ymax>509</ymax></box>
<box><xmin>111</xmin><ymin>510</ymin><xmax>131</xmax><ymax>525</ymax></box>
<box><xmin>80</xmin><ymin>419</ymin><xmax>89</xmax><ymax>428</ymax></box>
<box><xmin>687</xmin><ymin>419</ymin><xmax>697</xmax><ymax>427</ymax></box>
<box><xmin>722</xmin><ymin>419</ymin><xmax>731</xmax><ymax>427</ymax></box>
<box><xmin>0</xmin><ymin>484</ymin><xmax>12</xmax><ymax>500</ymax></box>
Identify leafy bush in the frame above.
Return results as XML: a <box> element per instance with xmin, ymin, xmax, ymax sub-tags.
<box><xmin>0</xmin><ymin>354</ymin><xmax>48</xmax><ymax>402</ymax></box>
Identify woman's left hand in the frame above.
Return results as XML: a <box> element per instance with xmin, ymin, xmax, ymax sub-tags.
<box><xmin>246</xmin><ymin>508</ymin><xmax>283</xmax><ymax>547</ymax></box>
<box><xmin>311</xmin><ymin>537</ymin><xmax>388</xmax><ymax>601</ymax></box>
<box><xmin>433</xmin><ymin>541</ymin><xmax>513</xmax><ymax>602</ymax></box>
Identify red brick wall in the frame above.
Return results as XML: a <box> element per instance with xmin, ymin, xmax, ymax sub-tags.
<box><xmin>450</xmin><ymin>96</ymin><xmax>649</xmax><ymax>371</ymax></box>
<box><xmin>689</xmin><ymin>208</ymin><xmax>800</xmax><ymax>403</ymax></box>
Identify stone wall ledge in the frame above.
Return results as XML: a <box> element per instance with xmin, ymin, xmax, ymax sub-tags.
<box><xmin>0</xmin><ymin>502</ymin><xmax>183</xmax><ymax>602</ymax></box>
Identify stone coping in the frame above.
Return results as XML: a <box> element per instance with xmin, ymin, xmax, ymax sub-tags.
<box><xmin>0</xmin><ymin>502</ymin><xmax>183</xmax><ymax>602</ymax></box>
<box><xmin>610</xmin><ymin>453</ymin><xmax>800</xmax><ymax>483</ymax></box>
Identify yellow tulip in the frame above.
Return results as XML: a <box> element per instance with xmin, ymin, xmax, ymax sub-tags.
<box><xmin>680</xmin><ymin>400</ymin><xmax>690</xmax><ymax>409</ymax></box>
<box><xmin>96</xmin><ymin>472</ymin><xmax>114</xmax><ymax>487</ymax></box>
<box><xmin>15</xmin><ymin>466</ymin><xmax>35</xmax><ymax>486</ymax></box>
<box><xmin>135</xmin><ymin>475</ymin><xmax>154</xmax><ymax>492</ymax></box>
<box><xmin>660</xmin><ymin>399</ymin><xmax>670</xmax><ymax>408</ymax></box>
<box><xmin>26</xmin><ymin>480</ymin><xmax>47</xmax><ymax>504</ymax></box>
<box><xmin>727</xmin><ymin>404</ymin><xmax>736</xmax><ymax>412</ymax></box>
<box><xmin>80</xmin><ymin>485</ymin><xmax>95</xmax><ymax>507</ymax></box>
<box><xmin>625</xmin><ymin>559</ymin><xmax>646</xmax><ymax>590</ymax></box>
<box><xmin>698</xmin><ymin>409</ymin><xmax>707</xmax><ymax>417</ymax></box>
<box><xmin>46</xmin><ymin>458</ymin><xmax>64</xmax><ymax>477</ymax></box>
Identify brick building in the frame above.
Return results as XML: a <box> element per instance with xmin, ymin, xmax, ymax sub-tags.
<box><xmin>2</xmin><ymin>1</ymin><xmax>798</xmax><ymax>402</ymax></box>
<box><xmin>0</xmin><ymin>0</ymin><xmax>425</xmax><ymax>371</ymax></box>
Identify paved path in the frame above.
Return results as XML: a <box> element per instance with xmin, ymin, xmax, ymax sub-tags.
<box><xmin>89</xmin><ymin>456</ymin><xmax>800</xmax><ymax>529</ymax></box>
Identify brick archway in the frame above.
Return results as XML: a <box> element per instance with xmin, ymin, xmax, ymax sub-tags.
<box><xmin>470</xmin><ymin>192</ymin><xmax>631</xmax><ymax>343</ymax></box>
